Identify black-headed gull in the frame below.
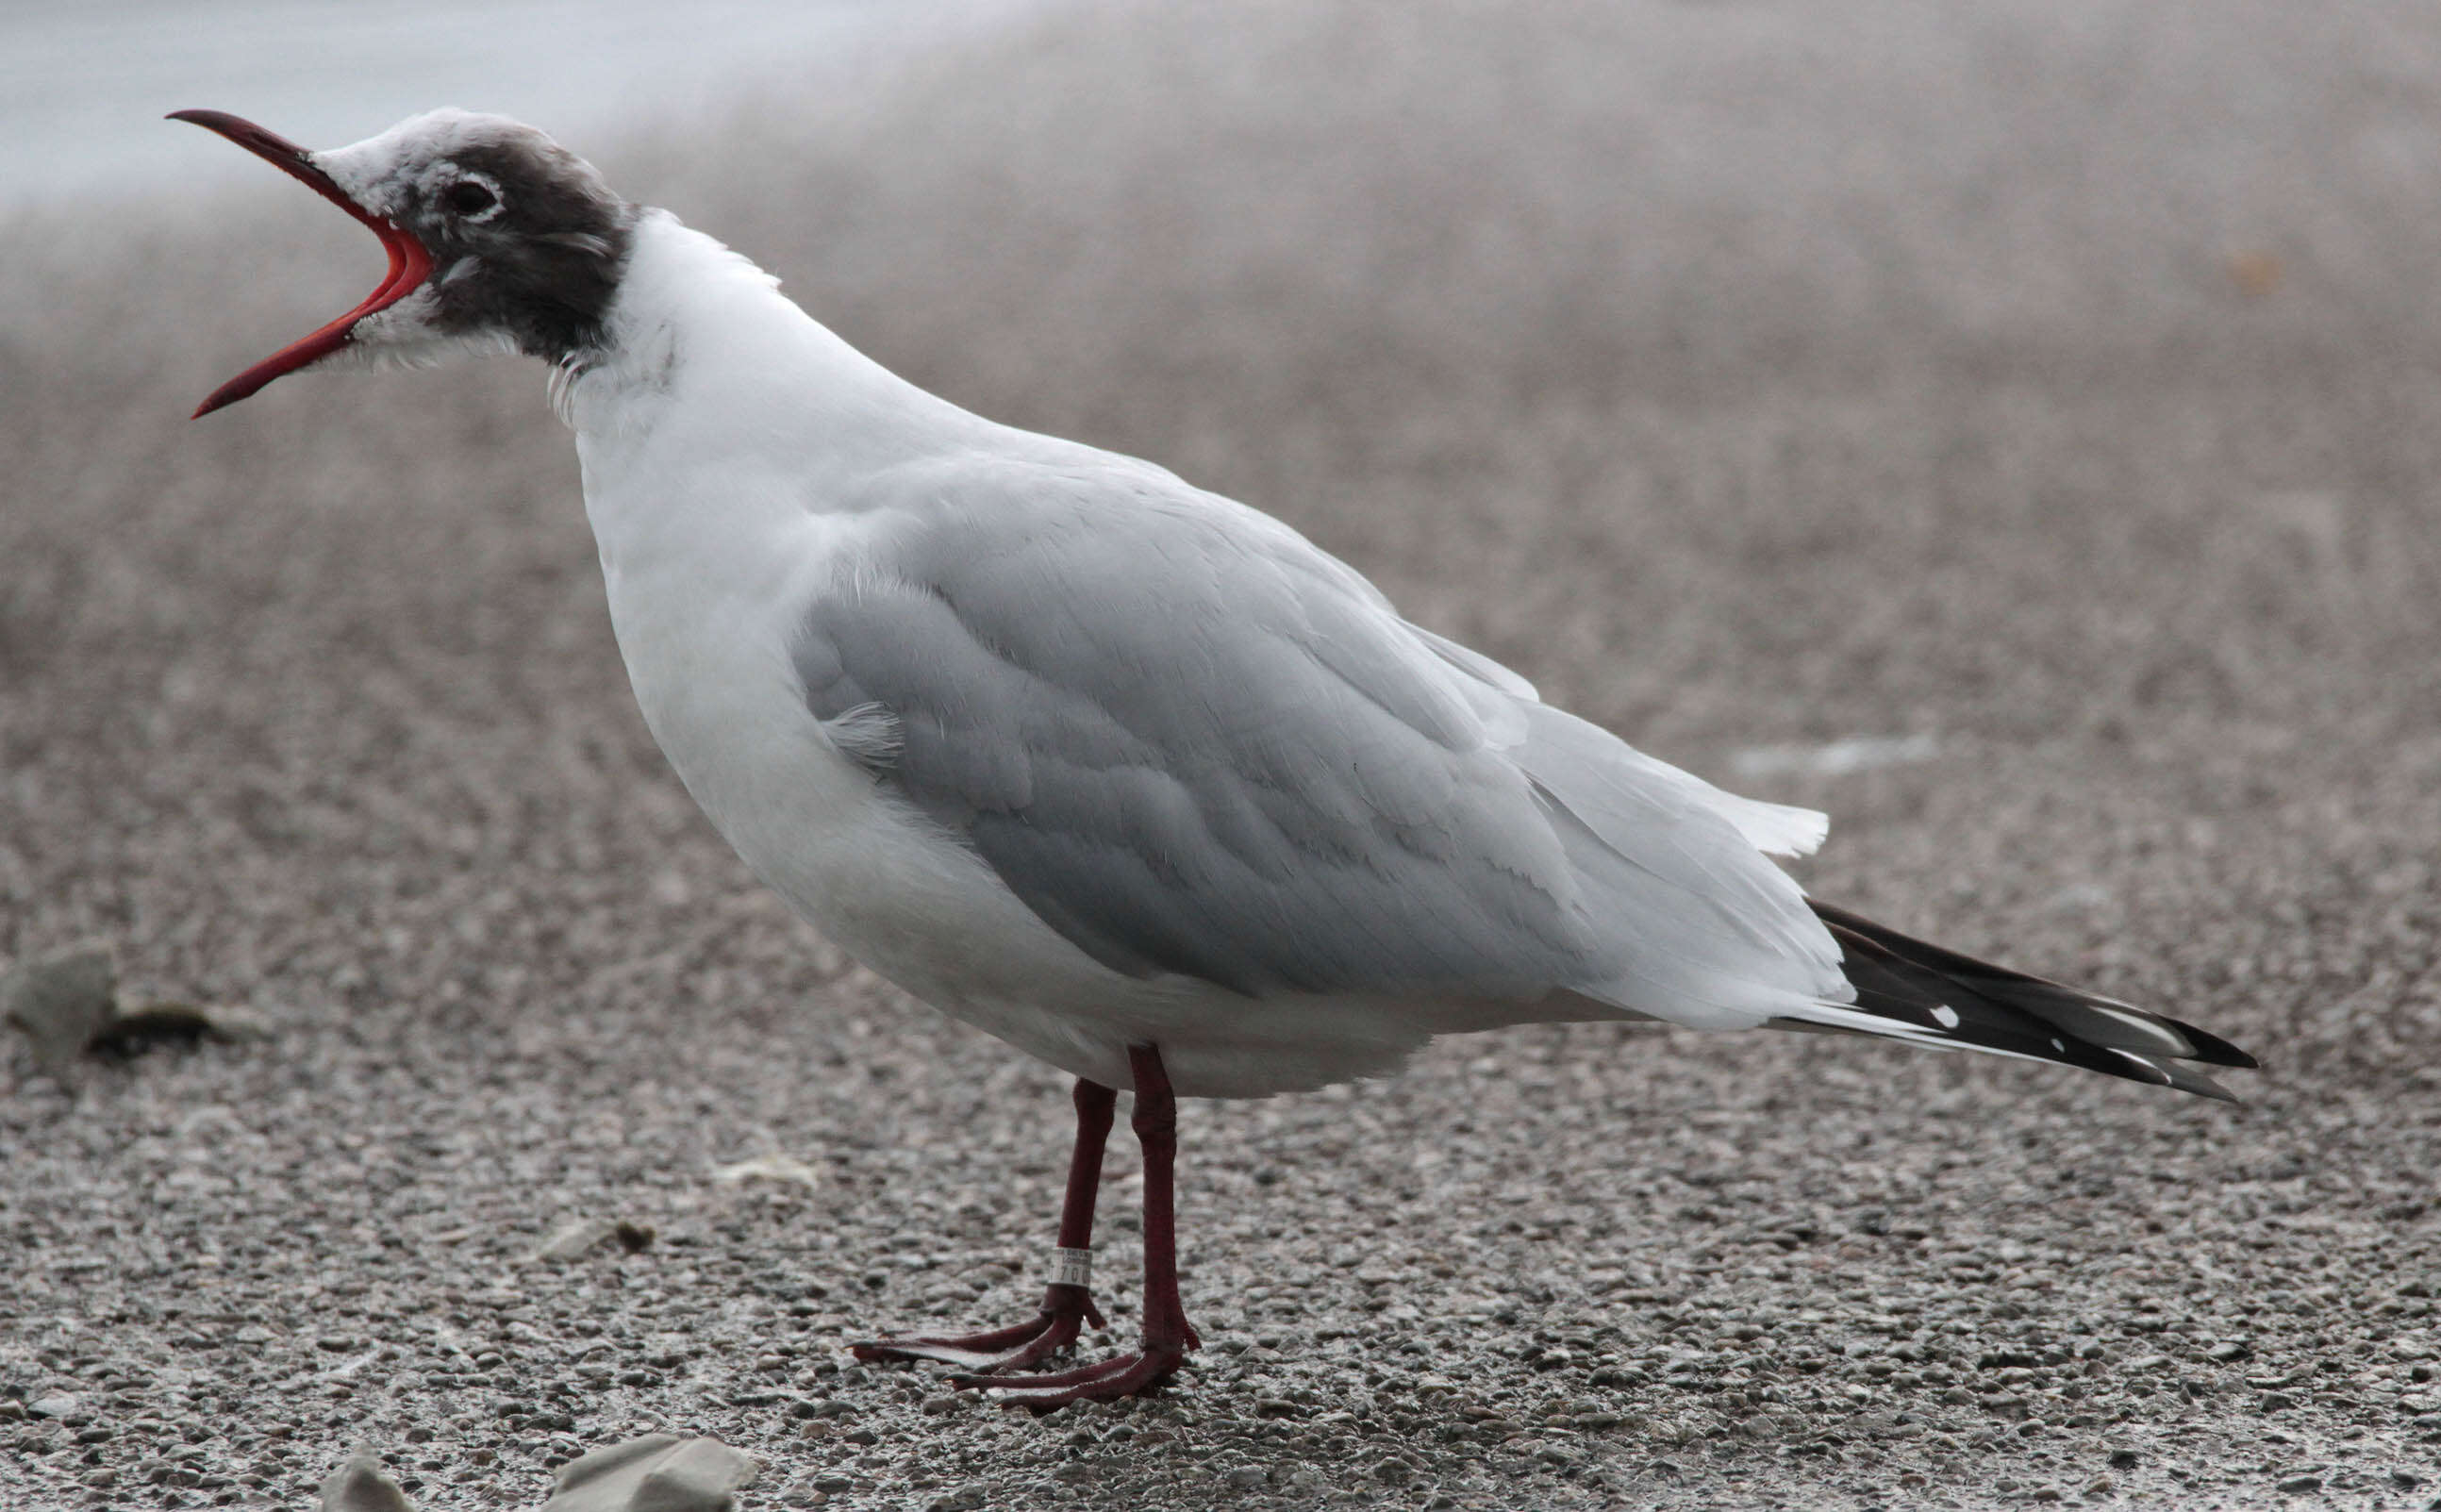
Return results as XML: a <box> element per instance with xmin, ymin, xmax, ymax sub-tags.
<box><xmin>174</xmin><ymin>108</ymin><xmax>2256</xmax><ymax>1409</ymax></box>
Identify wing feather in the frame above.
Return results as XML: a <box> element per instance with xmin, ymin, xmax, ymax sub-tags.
<box><xmin>792</xmin><ymin>453</ymin><xmax>1835</xmax><ymax>1020</ymax></box>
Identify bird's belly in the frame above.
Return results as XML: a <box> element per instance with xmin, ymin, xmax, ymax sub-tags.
<box><xmin>741</xmin><ymin>800</ymin><xmax>1445</xmax><ymax>1099</ymax></box>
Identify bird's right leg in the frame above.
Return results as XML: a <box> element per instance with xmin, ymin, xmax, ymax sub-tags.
<box><xmin>850</xmin><ymin>1076</ymin><xmax>1116</xmax><ymax>1372</ymax></box>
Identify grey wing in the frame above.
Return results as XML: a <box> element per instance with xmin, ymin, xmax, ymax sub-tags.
<box><xmin>792</xmin><ymin>453</ymin><xmax>1841</xmax><ymax>1018</ymax></box>
<box><xmin>793</xmin><ymin>456</ymin><xmax>1591</xmax><ymax>999</ymax></box>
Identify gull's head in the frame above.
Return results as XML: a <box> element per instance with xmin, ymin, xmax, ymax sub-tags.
<box><xmin>171</xmin><ymin>108</ymin><xmax>635</xmax><ymax>417</ymax></box>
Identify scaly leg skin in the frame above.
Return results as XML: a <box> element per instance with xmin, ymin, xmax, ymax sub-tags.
<box><xmin>955</xmin><ymin>1043</ymin><xmax>1203</xmax><ymax>1410</ymax></box>
<box><xmin>852</xmin><ymin>1078</ymin><xmax>1117</xmax><ymax>1372</ymax></box>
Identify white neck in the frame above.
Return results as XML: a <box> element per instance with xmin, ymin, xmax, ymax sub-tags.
<box><xmin>565</xmin><ymin>210</ymin><xmax>990</xmax><ymax>557</ymax></box>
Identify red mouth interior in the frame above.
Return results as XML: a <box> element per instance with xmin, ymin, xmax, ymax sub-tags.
<box><xmin>170</xmin><ymin>109</ymin><xmax>436</xmax><ymax>417</ymax></box>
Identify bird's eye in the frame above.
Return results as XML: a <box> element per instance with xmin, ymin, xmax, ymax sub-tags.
<box><xmin>442</xmin><ymin>179</ymin><xmax>498</xmax><ymax>217</ymax></box>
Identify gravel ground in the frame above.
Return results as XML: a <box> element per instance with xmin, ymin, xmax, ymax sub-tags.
<box><xmin>8</xmin><ymin>2</ymin><xmax>2441</xmax><ymax>1508</ymax></box>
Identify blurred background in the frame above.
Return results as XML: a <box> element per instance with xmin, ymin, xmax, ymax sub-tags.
<box><xmin>0</xmin><ymin>0</ymin><xmax>1042</xmax><ymax>202</ymax></box>
<box><xmin>6</xmin><ymin>1</ymin><xmax>2441</xmax><ymax>1506</ymax></box>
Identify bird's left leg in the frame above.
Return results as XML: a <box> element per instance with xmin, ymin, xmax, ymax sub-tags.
<box><xmin>851</xmin><ymin>1076</ymin><xmax>1116</xmax><ymax>1372</ymax></box>
<box><xmin>954</xmin><ymin>1042</ymin><xmax>1202</xmax><ymax>1409</ymax></box>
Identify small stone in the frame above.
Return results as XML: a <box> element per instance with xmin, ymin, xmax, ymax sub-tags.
<box><xmin>2206</xmin><ymin>1341</ymin><xmax>2250</xmax><ymax>1363</ymax></box>
<box><xmin>812</xmin><ymin>1476</ymin><xmax>853</xmax><ymax>1494</ymax></box>
<box><xmin>2277</xmin><ymin>1474</ymin><xmax>2322</xmax><ymax>1495</ymax></box>
<box><xmin>532</xmin><ymin>1219</ymin><xmax>623</xmax><ymax>1263</ymax></box>
<box><xmin>320</xmin><ymin>1449</ymin><xmax>415</xmax><ymax>1512</ymax></box>
<box><xmin>1373</xmin><ymin>1456</ymin><xmax>1414</xmax><ymax>1486</ymax></box>
<box><xmin>4</xmin><ymin>946</ymin><xmax>265</xmax><ymax>1069</ymax></box>
<box><xmin>2</xmin><ymin>945</ymin><xmax>115</xmax><ymax>1073</ymax></box>
<box><xmin>2084</xmin><ymin>1474</ymin><xmax>2113</xmax><ymax>1496</ymax></box>
<box><xmin>1223</xmin><ymin>1467</ymin><xmax>1269</xmax><ymax>1489</ymax></box>
<box><xmin>2108</xmin><ymin>1448</ymin><xmax>2139</xmax><ymax>1470</ymax></box>
<box><xmin>710</xmin><ymin>1155</ymin><xmax>823</xmax><ymax>1188</ymax></box>
<box><xmin>541</xmin><ymin>1434</ymin><xmax>757</xmax><ymax>1512</ymax></box>
<box><xmin>926</xmin><ymin>1487</ymin><xmax>987</xmax><ymax>1512</ymax></box>
<box><xmin>90</xmin><ymin>1001</ymin><xmax>265</xmax><ymax>1055</ymax></box>
<box><xmin>27</xmin><ymin>1394</ymin><xmax>84</xmax><ymax>1421</ymax></box>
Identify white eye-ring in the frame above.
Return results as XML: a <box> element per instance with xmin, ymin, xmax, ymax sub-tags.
<box><xmin>438</xmin><ymin>169</ymin><xmax>504</xmax><ymax>222</ymax></box>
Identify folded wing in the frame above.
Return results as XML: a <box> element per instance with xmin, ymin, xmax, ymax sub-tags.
<box><xmin>790</xmin><ymin>452</ymin><xmax>1841</xmax><ymax>1022</ymax></box>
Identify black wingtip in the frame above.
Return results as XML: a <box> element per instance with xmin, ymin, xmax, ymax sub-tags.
<box><xmin>2164</xmin><ymin>1019</ymin><xmax>2260</xmax><ymax>1070</ymax></box>
<box><xmin>1808</xmin><ymin>899</ymin><xmax>2258</xmax><ymax>1100</ymax></box>
<box><xmin>2143</xmin><ymin>1055</ymin><xmax>2243</xmax><ymax>1103</ymax></box>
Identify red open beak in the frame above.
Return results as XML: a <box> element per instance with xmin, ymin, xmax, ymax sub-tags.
<box><xmin>170</xmin><ymin>109</ymin><xmax>437</xmax><ymax>418</ymax></box>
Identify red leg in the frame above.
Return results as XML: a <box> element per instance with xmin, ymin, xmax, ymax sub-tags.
<box><xmin>852</xmin><ymin>1077</ymin><xmax>1116</xmax><ymax>1371</ymax></box>
<box><xmin>953</xmin><ymin>1043</ymin><xmax>1202</xmax><ymax>1409</ymax></box>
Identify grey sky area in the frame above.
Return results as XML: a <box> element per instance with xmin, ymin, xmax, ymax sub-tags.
<box><xmin>0</xmin><ymin>0</ymin><xmax>1040</xmax><ymax>205</ymax></box>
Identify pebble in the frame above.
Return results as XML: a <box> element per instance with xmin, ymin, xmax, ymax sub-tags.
<box><xmin>90</xmin><ymin>1001</ymin><xmax>270</xmax><ymax>1055</ymax></box>
<box><xmin>711</xmin><ymin>1155</ymin><xmax>824</xmax><ymax>1188</ymax></box>
<box><xmin>531</xmin><ymin>1218</ymin><xmax>623</xmax><ymax>1263</ymax></box>
<box><xmin>2</xmin><ymin>947</ymin><xmax>116</xmax><ymax>1073</ymax></box>
<box><xmin>3</xmin><ymin>944</ymin><xmax>271</xmax><ymax>1072</ymax></box>
<box><xmin>540</xmin><ymin>1434</ymin><xmax>756</xmax><ymax>1512</ymax></box>
<box><xmin>320</xmin><ymin>1450</ymin><xmax>415</xmax><ymax>1512</ymax></box>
